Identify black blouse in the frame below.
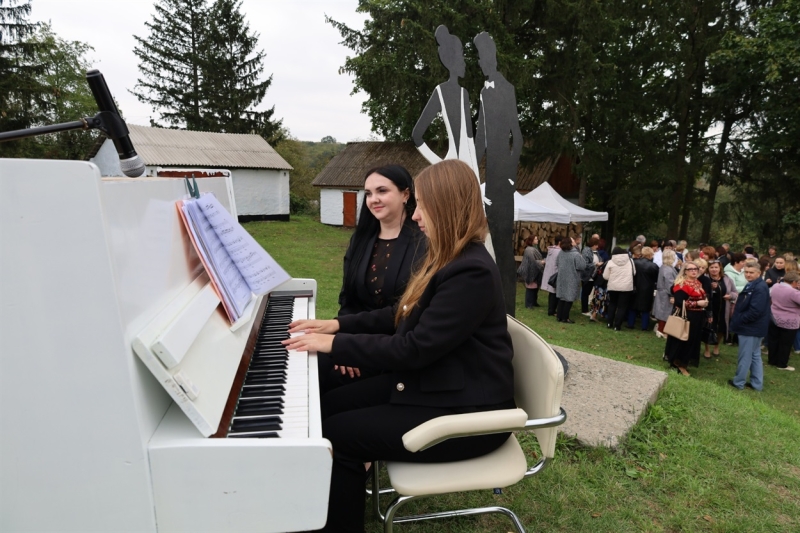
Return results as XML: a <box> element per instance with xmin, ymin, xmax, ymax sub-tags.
<box><xmin>365</xmin><ymin>238</ymin><xmax>398</xmax><ymax>309</ymax></box>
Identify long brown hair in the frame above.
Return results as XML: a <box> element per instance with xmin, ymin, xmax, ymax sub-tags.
<box><xmin>395</xmin><ymin>160</ymin><xmax>487</xmax><ymax>323</ymax></box>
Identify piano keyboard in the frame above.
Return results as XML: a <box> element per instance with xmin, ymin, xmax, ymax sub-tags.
<box><xmin>225</xmin><ymin>292</ymin><xmax>311</xmax><ymax>439</ymax></box>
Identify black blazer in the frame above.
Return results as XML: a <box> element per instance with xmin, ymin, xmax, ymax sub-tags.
<box><xmin>338</xmin><ymin>217</ymin><xmax>426</xmax><ymax>316</ymax></box>
<box><xmin>332</xmin><ymin>242</ymin><xmax>514</xmax><ymax>408</ymax></box>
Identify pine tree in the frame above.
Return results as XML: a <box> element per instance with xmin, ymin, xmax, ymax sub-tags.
<box><xmin>0</xmin><ymin>0</ymin><xmax>47</xmax><ymax>156</ymax></box>
<box><xmin>200</xmin><ymin>0</ymin><xmax>282</xmax><ymax>142</ymax></box>
<box><xmin>132</xmin><ymin>0</ymin><xmax>208</xmax><ymax>129</ymax></box>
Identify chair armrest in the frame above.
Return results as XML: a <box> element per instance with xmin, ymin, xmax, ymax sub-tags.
<box><xmin>523</xmin><ymin>407</ymin><xmax>567</xmax><ymax>430</ymax></box>
<box><xmin>402</xmin><ymin>408</ymin><xmax>528</xmax><ymax>453</ymax></box>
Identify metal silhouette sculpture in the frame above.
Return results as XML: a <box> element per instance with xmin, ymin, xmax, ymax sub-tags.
<box><xmin>412</xmin><ymin>25</ymin><xmax>479</xmax><ymax>179</ymax></box>
<box><xmin>474</xmin><ymin>31</ymin><xmax>522</xmax><ymax>317</ymax></box>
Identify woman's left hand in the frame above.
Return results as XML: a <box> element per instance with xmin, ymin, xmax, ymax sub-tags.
<box><xmin>282</xmin><ymin>333</ymin><xmax>335</xmax><ymax>354</ymax></box>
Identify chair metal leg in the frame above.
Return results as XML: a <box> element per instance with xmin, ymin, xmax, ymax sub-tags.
<box><xmin>383</xmin><ymin>494</ymin><xmax>526</xmax><ymax>533</ymax></box>
<box><xmin>524</xmin><ymin>456</ymin><xmax>548</xmax><ymax>477</ymax></box>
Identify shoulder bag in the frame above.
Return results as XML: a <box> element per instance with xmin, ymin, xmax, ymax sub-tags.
<box><xmin>664</xmin><ymin>301</ymin><xmax>689</xmax><ymax>341</ymax></box>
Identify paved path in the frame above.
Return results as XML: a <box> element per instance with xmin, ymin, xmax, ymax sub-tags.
<box><xmin>553</xmin><ymin>346</ymin><xmax>668</xmax><ymax>448</ymax></box>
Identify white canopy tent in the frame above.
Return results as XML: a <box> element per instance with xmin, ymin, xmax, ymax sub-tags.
<box><xmin>480</xmin><ymin>183</ymin><xmax>571</xmax><ymax>224</ymax></box>
<box><xmin>523</xmin><ymin>181</ymin><xmax>608</xmax><ymax>223</ymax></box>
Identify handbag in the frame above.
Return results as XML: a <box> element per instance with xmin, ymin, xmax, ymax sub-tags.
<box><xmin>704</xmin><ymin>327</ymin><xmax>718</xmax><ymax>346</ymax></box>
<box><xmin>548</xmin><ymin>272</ymin><xmax>558</xmax><ymax>288</ymax></box>
<box><xmin>664</xmin><ymin>301</ymin><xmax>690</xmax><ymax>341</ymax></box>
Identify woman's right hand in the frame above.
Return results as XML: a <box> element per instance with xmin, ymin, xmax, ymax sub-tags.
<box><xmin>287</xmin><ymin>319</ymin><xmax>340</xmax><ymax>335</ymax></box>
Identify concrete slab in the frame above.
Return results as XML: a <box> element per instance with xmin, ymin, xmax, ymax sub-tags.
<box><xmin>553</xmin><ymin>345</ymin><xmax>668</xmax><ymax>448</ymax></box>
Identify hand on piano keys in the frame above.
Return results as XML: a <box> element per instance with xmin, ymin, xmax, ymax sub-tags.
<box><xmin>282</xmin><ymin>331</ymin><xmax>335</xmax><ymax>354</ymax></box>
<box><xmin>287</xmin><ymin>318</ymin><xmax>341</xmax><ymax>335</ymax></box>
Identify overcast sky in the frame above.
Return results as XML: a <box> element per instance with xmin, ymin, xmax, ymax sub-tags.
<box><xmin>31</xmin><ymin>0</ymin><xmax>375</xmax><ymax>143</ymax></box>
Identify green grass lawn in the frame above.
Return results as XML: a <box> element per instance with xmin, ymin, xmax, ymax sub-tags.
<box><xmin>247</xmin><ymin>215</ymin><xmax>800</xmax><ymax>532</ymax></box>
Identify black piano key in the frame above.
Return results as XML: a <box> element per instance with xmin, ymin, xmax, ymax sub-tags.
<box><xmin>227</xmin><ymin>431</ymin><xmax>279</xmax><ymax>439</ymax></box>
<box><xmin>244</xmin><ymin>375</ymin><xmax>286</xmax><ymax>386</ymax></box>
<box><xmin>235</xmin><ymin>404</ymin><xmax>283</xmax><ymax>416</ymax></box>
<box><xmin>231</xmin><ymin>416</ymin><xmax>282</xmax><ymax>432</ymax></box>
<box><xmin>240</xmin><ymin>385</ymin><xmax>285</xmax><ymax>398</ymax></box>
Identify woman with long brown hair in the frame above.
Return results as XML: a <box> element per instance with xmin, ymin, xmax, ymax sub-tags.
<box><xmin>283</xmin><ymin>160</ymin><xmax>515</xmax><ymax>533</ymax></box>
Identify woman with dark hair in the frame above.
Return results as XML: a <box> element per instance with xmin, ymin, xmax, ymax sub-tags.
<box><xmin>327</xmin><ymin>165</ymin><xmax>426</xmax><ymax>391</ymax></box>
<box><xmin>704</xmin><ymin>260</ymin><xmax>731</xmax><ymax>357</ymax></box>
<box><xmin>517</xmin><ymin>235</ymin><xmax>544</xmax><ymax>307</ymax></box>
<box><xmin>665</xmin><ymin>261</ymin><xmax>710</xmax><ymax>376</ymax></box>
<box><xmin>555</xmin><ymin>237</ymin><xmax>586</xmax><ymax>323</ymax></box>
<box><xmin>284</xmin><ymin>160</ymin><xmax>515</xmax><ymax>533</ymax></box>
<box><xmin>338</xmin><ymin>165</ymin><xmax>425</xmax><ymax>316</ymax></box>
<box><xmin>597</xmin><ymin>238</ymin><xmax>610</xmax><ymax>262</ymax></box>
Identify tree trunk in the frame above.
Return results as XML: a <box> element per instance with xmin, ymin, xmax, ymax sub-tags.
<box><xmin>700</xmin><ymin>115</ymin><xmax>733</xmax><ymax>242</ymax></box>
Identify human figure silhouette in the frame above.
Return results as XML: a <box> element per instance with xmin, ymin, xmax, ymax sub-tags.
<box><xmin>474</xmin><ymin>31</ymin><xmax>523</xmax><ymax>316</ymax></box>
<box><xmin>412</xmin><ymin>25</ymin><xmax>479</xmax><ymax>179</ymax></box>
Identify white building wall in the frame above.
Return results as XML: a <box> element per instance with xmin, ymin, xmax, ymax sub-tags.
<box><xmin>231</xmin><ymin>168</ymin><xmax>288</xmax><ymax>216</ymax></box>
<box><xmin>320</xmin><ymin>188</ymin><xmax>344</xmax><ymax>225</ymax></box>
<box><xmin>320</xmin><ymin>189</ymin><xmax>365</xmax><ymax>226</ymax></box>
<box><xmin>90</xmin><ymin>139</ymin><xmax>289</xmax><ymax>216</ymax></box>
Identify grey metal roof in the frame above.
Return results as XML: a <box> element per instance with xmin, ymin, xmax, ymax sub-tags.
<box><xmin>88</xmin><ymin>125</ymin><xmax>292</xmax><ymax>170</ymax></box>
<box><xmin>312</xmin><ymin>141</ymin><xmax>433</xmax><ymax>188</ymax></box>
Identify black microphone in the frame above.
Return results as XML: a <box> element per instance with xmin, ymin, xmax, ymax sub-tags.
<box><xmin>85</xmin><ymin>69</ymin><xmax>145</xmax><ymax>177</ymax></box>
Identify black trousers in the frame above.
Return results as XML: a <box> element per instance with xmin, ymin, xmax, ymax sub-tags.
<box><xmin>580</xmin><ymin>280</ymin><xmax>594</xmax><ymax>313</ymax></box>
<box><xmin>547</xmin><ymin>291</ymin><xmax>558</xmax><ymax>315</ymax></box>
<box><xmin>606</xmin><ymin>290</ymin><xmax>633</xmax><ymax>329</ymax></box>
<box><xmin>556</xmin><ymin>299</ymin><xmax>573</xmax><ymax>321</ymax></box>
<box><xmin>320</xmin><ymin>373</ymin><xmax>513</xmax><ymax>533</ymax></box>
<box><xmin>524</xmin><ymin>287</ymin><xmax>539</xmax><ymax>307</ymax></box>
<box><xmin>767</xmin><ymin>321</ymin><xmax>798</xmax><ymax>368</ymax></box>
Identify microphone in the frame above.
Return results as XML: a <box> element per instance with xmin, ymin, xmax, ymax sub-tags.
<box><xmin>85</xmin><ymin>69</ymin><xmax>145</xmax><ymax>177</ymax></box>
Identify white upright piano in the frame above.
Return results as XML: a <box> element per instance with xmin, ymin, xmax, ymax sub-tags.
<box><xmin>0</xmin><ymin>159</ymin><xmax>332</xmax><ymax>532</ymax></box>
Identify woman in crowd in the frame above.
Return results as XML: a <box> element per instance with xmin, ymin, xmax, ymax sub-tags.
<box><xmin>629</xmin><ymin>246</ymin><xmax>659</xmax><ymax>331</ymax></box>
<box><xmin>695</xmin><ymin>258</ymin><xmax>713</xmax><ymax>297</ymax></box>
<box><xmin>283</xmin><ymin>160</ymin><xmax>515</xmax><ymax>533</ymax></box>
<box><xmin>603</xmin><ymin>247</ymin><xmax>636</xmax><ymax>331</ymax></box>
<box><xmin>725</xmin><ymin>252</ymin><xmax>748</xmax><ymax>293</ymax></box>
<box><xmin>654</xmin><ymin>249</ymin><xmax>678</xmax><ymax>338</ymax></box>
<box><xmin>724</xmin><ymin>252</ymin><xmax>747</xmax><ymax>345</ymax></box>
<box><xmin>597</xmin><ymin>238</ymin><xmax>610</xmax><ymax>262</ymax></box>
<box><xmin>704</xmin><ymin>260</ymin><xmax>730</xmax><ymax>358</ymax></box>
<box><xmin>555</xmin><ymin>237</ymin><xmax>586</xmax><ymax>323</ymax></box>
<box><xmin>767</xmin><ymin>271</ymin><xmax>800</xmax><ymax>371</ymax></box>
<box><xmin>675</xmin><ymin>241</ymin><xmax>687</xmax><ymax>263</ymax></box>
<box><xmin>517</xmin><ymin>234</ymin><xmax>544</xmax><ymax>308</ymax></box>
<box><xmin>580</xmin><ymin>236</ymin><xmax>600</xmax><ymax>315</ymax></box>
<box><xmin>328</xmin><ymin>165</ymin><xmax>426</xmax><ymax>390</ymax></box>
<box><xmin>541</xmin><ymin>235</ymin><xmax>563</xmax><ymax>316</ymax></box>
<box><xmin>765</xmin><ymin>256</ymin><xmax>786</xmax><ymax>287</ymax></box>
<box><xmin>665</xmin><ymin>261</ymin><xmax>710</xmax><ymax>376</ymax></box>
<box><xmin>589</xmin><ymin>254</ymin><xmax>609</xmax><ymax>322</ymax></box>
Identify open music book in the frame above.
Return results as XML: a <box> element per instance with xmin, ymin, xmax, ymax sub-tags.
<box><xmin>177</xmin><ymin>192</ymin><xmax>290</xmax><ymax>323</ymax></box>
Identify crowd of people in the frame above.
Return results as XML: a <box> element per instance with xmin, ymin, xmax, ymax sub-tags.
<box><xmin>518</xmin><ymin>235</ymin><xmax>800</xmax><ymax>388</ymax></box>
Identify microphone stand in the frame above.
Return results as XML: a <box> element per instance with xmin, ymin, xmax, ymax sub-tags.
<box><xmin>0</xmin><ymin>111</ymin><xmax>129</xmax><ymax>143</ymax></box>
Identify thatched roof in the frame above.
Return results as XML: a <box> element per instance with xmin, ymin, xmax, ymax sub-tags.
<box><xmin>312</xmin><ymin>140</ymin><xmax>564</xmax><ymax>193</ymax></box>
<box><xmin>87</xmin><ymin>125</ymin><xmax>292</xmax><ymax>170</ymax></box>
<box><xmin>515</xmin><ymin>156</ymin><xmax>559</xmax><ymax>193</ymax></box>
<box><xmin>312</xmin><ymin>141</ymin><xmax>432</xmax><ymax>188</ymax></box>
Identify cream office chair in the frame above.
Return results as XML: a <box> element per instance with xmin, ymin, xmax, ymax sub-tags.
<box><xmin>370</xmin><ymin>315</ymin><xmax>567</xmax><ymax>533</ymax></box>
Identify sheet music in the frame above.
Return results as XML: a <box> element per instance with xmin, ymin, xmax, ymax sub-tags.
<box><xmin>195</xmin><ymin>193</ymin><xmax>290</xmax><ymax>295</ymax></box>
<box><xmin>180</xmin><ymin>200</ymin><xmax>252</xmax><ymax>321</ymax></box>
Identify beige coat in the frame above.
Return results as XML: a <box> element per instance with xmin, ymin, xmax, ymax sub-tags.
<box><xmin>603</xmin><ymin>253</ymin><xmax>636</xmax><ymax>292</ymax></box>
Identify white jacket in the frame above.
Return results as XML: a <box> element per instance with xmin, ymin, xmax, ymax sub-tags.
<box><xmin>603</xmin><ymin>253</ymin><xmax>636</xmax><ymax>292</ymax></box>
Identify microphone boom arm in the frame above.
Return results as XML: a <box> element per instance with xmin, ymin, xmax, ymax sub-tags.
<box><xmin>0</xmin><ymin>111</ymin><xmax>129</xmax><ymax>143</ymax></box>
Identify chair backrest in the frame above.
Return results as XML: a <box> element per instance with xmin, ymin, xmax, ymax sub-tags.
<box><xmin>507</xmin><ymin>315</ymin><xmax>565</xmax><ymax>458</ymax></box>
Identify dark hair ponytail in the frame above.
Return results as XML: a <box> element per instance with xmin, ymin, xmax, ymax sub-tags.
<box><xmin>342</xmin><ymin>165</ymin><xmax>415</xmax><ymax>307</ymax></box>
